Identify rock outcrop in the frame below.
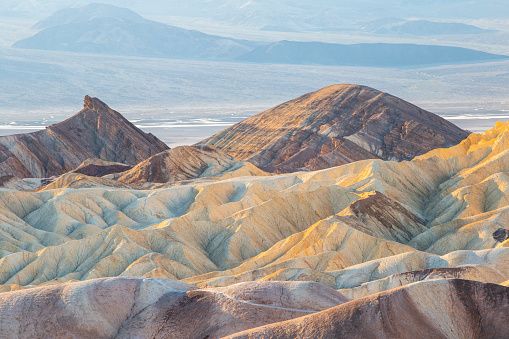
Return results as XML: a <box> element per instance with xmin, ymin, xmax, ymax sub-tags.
<box><xmin>200</xmin><ymin>84</ymin><xmax>469</xmax><ymax>172</ymax></box>
<box><xmin>0</xmin><ymin>96</ymin><xmax>168</xmax><ymax>178</ymax></box>
<box><xmin>493</xmin><ymin>228</ymin><xmax>509</xmax><ymax>242</ymax></box>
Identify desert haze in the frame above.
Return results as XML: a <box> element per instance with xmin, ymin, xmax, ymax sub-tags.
<box><xmin>1</xmin><ymin>0</ymin><xmax>509</xmax><ymax>338</ymax></box>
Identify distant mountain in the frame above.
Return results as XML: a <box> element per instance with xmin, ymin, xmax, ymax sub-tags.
<box><xmin>14</xmin><ymin>4</ymin><xmax>257</xmax><ymax>60</ymax></box>
<box><xmin>32</xmin><ymin>3</ymin><xmax>146</xmax><ymax>30</ymax></box>
<box><xmin>199</xmin><ymin>84</ymin><xmax>469</xmax><ymax>173</ymax></box>
<box><xmin>215</xmin><ymin>1</ymin><xmax>310</xmax><ymax>31</ymax></box>
<box><xmin>361</xmin><ymin>17</ymin><xmax>406</xmax><ymax>31</ymax></box>
<box><xmin>362</xmin><ymin>18</ymin><xmax>495</xmax><ymax>36</ymax></box>
<box><xmin>12</xmin><ymin>3</ymin><xmax>508</xmax><ymax>67</ymax></box>
<box><xmin>0</xmin><ymin>96</ymin><xmax>168</xmax><ymax>178</ymax></box>
<box><xmin>0</xmin><ymin>0</ymin><xmax>200</xmax><ymax>18</ymax></box>
<box><xmin>237</xmin><ymin>40</ymin><xmax>508</xmax><ymax>67</ymax></box>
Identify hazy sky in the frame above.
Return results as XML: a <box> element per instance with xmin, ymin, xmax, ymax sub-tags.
<box><xmin>2</xmin><ymin>0</ymin><xmax>508</xmax><ymax>20</ymax></box>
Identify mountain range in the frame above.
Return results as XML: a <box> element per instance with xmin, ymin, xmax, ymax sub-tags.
<box><xmin>0</xmin><ymin>85</ymin><xmax>469</xmax><ymax>179</ymax></box>
<box><xmin>12</xmin><ymin>3</ymin><xmax>509</xmax><ymax>67</ymax></box>
<box><xmin>236</xmin><ymin>41</ymin><xmax>508</xmax><ymax>67</ymax></box>
<box><xmin>362</xmin><ymin>18</ymin><xmax>495</xmax><ymax>36</ymax></box>
<box><xmin>2</xmin><ymin>84</ymin><xmax>509</xmax><ymax>336</ymax></box>
<box><xmin>14</xmin><ymin>3</ymin><xmax>257</xmax><ymax>60</ymax></box>
<box><xmin>3</xmin><ymin>0</ymin><xmax>509</xmax><ymax>23</ymax></box>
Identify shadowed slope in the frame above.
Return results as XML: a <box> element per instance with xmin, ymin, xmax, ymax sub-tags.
<box><xmin>115</xmin><ymin>145</ymin><xmax>268</xmax><ymax>184</ymax></box>
<box><xmin>0</xmin><ymin>278</ymin><xmax>346</xmax><ymax>338</ymax></box>
<box><xmin>1</xmin><ymin>278</ymin><xmax>507</xmax><ymax>339</ymax></box>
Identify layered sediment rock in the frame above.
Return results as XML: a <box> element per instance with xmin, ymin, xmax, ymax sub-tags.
<box><xmin>200</xmin><ymin>84</ymin><xmax>469</xmax><ymax>172</ymax></box>
<box><xmin>2</xmin><ymin>91</ymin><xmax>509</xmax><ymax>338</ymax></box>
<box><xmin>0</xmin><ymin>96</ymin><xmax>168</xmax><ymax>178</ymax></box>
<box><xmin>0</xmin><ymin>120</ymin><xmax>508</xmax><ymax>292</ymax></box>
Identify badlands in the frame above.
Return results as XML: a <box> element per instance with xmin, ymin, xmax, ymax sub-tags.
<box><xmin>1</xmin><ymin>86</ymin><xmax>509</xmax><ymax>338</ymax></box>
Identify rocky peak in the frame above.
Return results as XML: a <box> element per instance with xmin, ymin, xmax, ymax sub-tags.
<box><xmin>493</xmin><ymin>228</ymin><xmax>509</xmax><ymax>243</ymax></box>
<box><xmin>0</xmin><ymin>97</ymin><xmax>169</xmax><ymax>178</ymax></box>
<box><xmin>200</xmin><ymin>84</ymin><xmax>469</xmax><ymax>173</ymax></box>
<box><xmin>83</xmin><ymin>95</ymin><xmax>110</xmax><ymax>113</ymax></box>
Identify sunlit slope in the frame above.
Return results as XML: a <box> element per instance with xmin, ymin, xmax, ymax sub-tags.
<box><xmin>1</xmin><ymin>120</ymin><xmax>509</xmax><ymax>295</ymax></box>
<box><xmin>200</xmin><ymin>84</ymin><xmax>468</xmax><ymax>173</ymax></box>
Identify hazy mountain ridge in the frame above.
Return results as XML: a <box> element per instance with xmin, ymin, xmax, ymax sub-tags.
<box><xmin>15</xmin><ymin>5</ymin><xmax>257</xmax><ymax>60</ymax></box>
<box><xmin>12</xmin><ymin>3</ymin><xmax>508</xmax><ymax>67</ymax></box>
<box><xmin>237</xmin><ymin>41</ymin><xmax>508</xmax><ymax>67</ymax></box>
<box><xmin>362</xmin><ymin>18</ymin><xmax>495</xmax><ymax>36</ymax></box>
<box><xmin>32</xmin><ymin>2</ymin><xmax>146</xmax><ymax>30</ymax></box>
<box><xmin>2</xmin><ymin>0</ymin><xmax>509</xmax><ymax>18</ymax></box>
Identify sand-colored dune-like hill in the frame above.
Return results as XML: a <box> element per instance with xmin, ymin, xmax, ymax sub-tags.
<box><xmin>199</xmin><ymin>84</ymin><xmax>469</xmax><ymax>172</ymax></box>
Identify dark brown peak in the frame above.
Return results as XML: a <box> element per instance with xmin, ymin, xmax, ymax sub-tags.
<box><xmin>0</xmin><ymin>175</ymin><xmax>16</xmax><ymax>186</ymax></box>
<box><xmin>316</xmin><ymin>84</ymin><xmax>380</xmax><ymax>96</ymax></box>
<box><xmin>48</xmin><ymin>95</ymin><xmax>123</xmax><ymax>129</ymax></box>
<box><xmin>322</xmin><ymin>84</ymin><xmax>405</xmax><ymax>102</ymax></box>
